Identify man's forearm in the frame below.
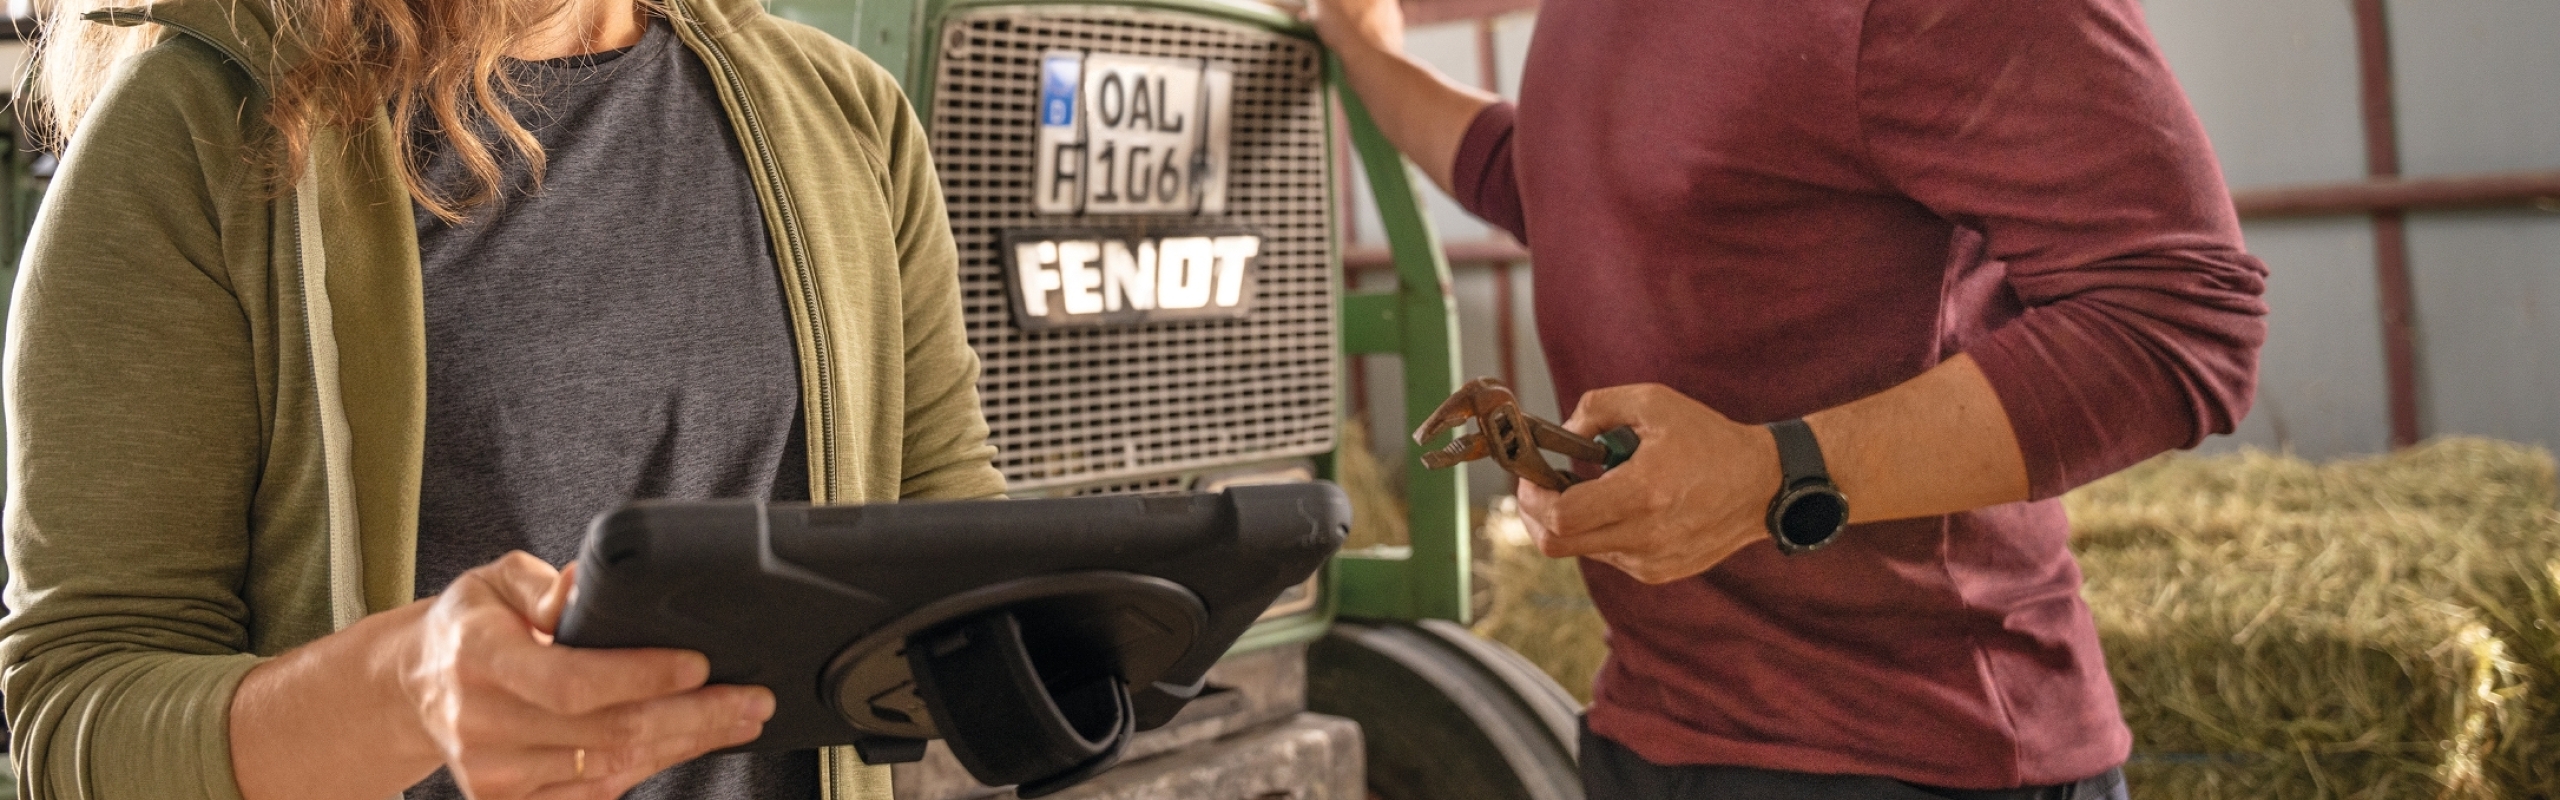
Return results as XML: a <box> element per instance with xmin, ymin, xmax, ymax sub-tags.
<box><xmin>1802</xmin><ymin>354</ymin><xmax>2031</xmax><ymax>524</ymax></box>
<box><xmin>1323</xmin><ymin>31</ymin><xmax>1497</xmax><ymax>195</ymax></box>
<box><xmin>1517</xmin><ymin>354</ymin><xmax>2034</xmax><ymax>583</ymax></box>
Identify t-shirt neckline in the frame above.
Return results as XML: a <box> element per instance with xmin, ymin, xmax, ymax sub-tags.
<box><xmin>513</xmin><ymin>15</ymin><xmax>667</xmax><ymax>73</ymax></box>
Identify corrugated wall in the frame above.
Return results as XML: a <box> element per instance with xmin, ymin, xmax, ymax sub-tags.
<box><xmin>2387</xmin><ymin>2</ymin><xmax>2560</xmax><ymax>455</ymax></box>
<box><xmin>2154</xmin><ymin>0</ymin><xmax>2560</xmax><ymax>458</ymax></box>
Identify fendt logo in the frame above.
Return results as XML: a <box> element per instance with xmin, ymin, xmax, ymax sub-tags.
<box><xmin>1004</xmin><ymin>231</ymin><xmax>1261</xmax><ymax>330</ymax></box>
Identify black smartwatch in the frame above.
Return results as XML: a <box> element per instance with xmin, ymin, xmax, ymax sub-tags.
<box><xmin>1764</xmin><ymin>419</ymin><xmax>1850</xmax><ymax>555</ymax></box>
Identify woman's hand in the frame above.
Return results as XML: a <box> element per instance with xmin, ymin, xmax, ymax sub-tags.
<box><xmin>401</xmin><ymin>552</ymin><xmax>773</xmax><ymax>799</ymax></box>
<box><xmin>1514</xmin><ymin>384</ymin><xmax>1781</xmax><ymax>584</ymax></box>
<box><xmin>230</xmin><ymin>551</ymin><xmax>774</xmax><ymax>800</ymax></box>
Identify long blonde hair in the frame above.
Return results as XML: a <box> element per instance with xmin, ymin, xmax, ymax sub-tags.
<box><xmin>29</xmin><ymin>0</ymin><xmax>643</xmax><ymax>222</ymax></box>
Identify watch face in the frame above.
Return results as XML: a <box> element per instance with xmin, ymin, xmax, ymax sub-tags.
<box><xmin>1772</xmin><ymin>486</ymin><xmax>1849</xmax><ymax>551</ymax></box>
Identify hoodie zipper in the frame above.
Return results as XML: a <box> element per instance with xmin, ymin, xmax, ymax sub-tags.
<box><xmin>675</xmin><ymin>9</ymin><xmax>843</xmax><ymax>504</ymax></box>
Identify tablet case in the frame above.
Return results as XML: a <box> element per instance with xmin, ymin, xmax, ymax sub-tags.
<box><xmin>554</xmin><ymin>482</ymin><xmax>1348</xmax><ymax>796</ymax></box>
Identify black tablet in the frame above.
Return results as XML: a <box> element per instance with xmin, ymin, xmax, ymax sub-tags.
<box><xmin>553</xmin><ymin>482</ymin><xmax>1347</xmax><ymax>796</ymax></box>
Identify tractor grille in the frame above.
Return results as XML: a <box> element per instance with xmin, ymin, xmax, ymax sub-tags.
<box><xmin>1067</xmin><ymin>474</ymin><xmax>1194</xmax><ymax>497</ymax></box>
<box><xmin>929</xmin><ymin>6</ymin><xmax>1338</xmax><ymax>492</ymax></box>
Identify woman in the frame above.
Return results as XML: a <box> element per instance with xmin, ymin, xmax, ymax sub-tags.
<box><xmin>1</xmin><ymin>0</ymin><xmax>1004</xmax><ymax>796</ymax></box>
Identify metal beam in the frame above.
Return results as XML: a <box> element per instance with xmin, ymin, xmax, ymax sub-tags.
<box><xmin>2233</xmin><ymin>170</ymin><xmax>2560</xmax><ymax>217</ymax></box>
<box><xmin>1343</xmin><ymin>239</ymin><xmax>1527</xmax><ymax>271</ymax></box>
<box><xmin>2353</xmin><ymin>0</ymin><xmax>2423</xmax><ymax>449</ymax></box>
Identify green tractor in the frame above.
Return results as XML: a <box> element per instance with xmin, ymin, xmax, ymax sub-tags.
<box><xmin>762</xmin><ymin>1</ymin><xmax>1585</xmax><ymax>796</ymax></box>
<box><xmin>0</xmin><ymin>1</ymin><xmax>1585</xmax><ymax>797</ymax></box>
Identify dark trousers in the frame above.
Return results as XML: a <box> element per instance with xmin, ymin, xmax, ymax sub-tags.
<box><xmin>1579</xmin><ymin>722</ymin><xmax>2129</xmax><ymax>800</ymax></box>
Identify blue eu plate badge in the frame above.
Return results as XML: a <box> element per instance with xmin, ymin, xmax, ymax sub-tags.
<box><xmin>1041</xmin><ymin>54</ymin><xmax>1081</xmax><ymax>128</ymax></box>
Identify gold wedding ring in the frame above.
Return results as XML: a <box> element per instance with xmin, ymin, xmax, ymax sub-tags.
<box><xmin>574</xmin><ymin>748</ymin><xmax>587</xmax><ymax>780</ymax></box>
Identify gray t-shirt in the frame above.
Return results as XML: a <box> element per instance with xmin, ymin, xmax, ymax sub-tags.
<box><xmin>408</xmin><ymin>18</ymin><xmax>816</xmax><ymax>800</ymax></box>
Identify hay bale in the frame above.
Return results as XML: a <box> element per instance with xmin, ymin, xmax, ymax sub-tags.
<box><xmin>1334</xmin><ymin>419</ymin><xmax>1411</xmax><ymax>551</ymax></box>
<box><xmin>1471</xmin><ymin>497</ymin><xmax>1607</xmax><ymax>704</ymax></box>
<box><xmin>1432</xmin><ymin>438</ymin><xmax>2560</xmax><ymax>797</ymax></box>
<box><xmin>2070</xmin><ymin>438</ymin><xmax>2560</xmax><ymax>799</ymax></box>
<box><xmin>2486</xmin><ymin>558</ymin><xmax>2560</xmax><ymax>795</ymax></box>
<box><xmin>2086</xmin><ymin>546</ymin><xmax>2521</xmax><ymax>798</ymax></box>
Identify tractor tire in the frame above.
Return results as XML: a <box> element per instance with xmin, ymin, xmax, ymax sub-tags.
<box><xmin>1308</xmin><ymin>619</ymin><xmax>1585</xmax><ymax>800</ymax></box>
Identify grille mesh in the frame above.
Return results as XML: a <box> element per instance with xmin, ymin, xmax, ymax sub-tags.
<box><xmin>930</xmin><ymin>7</ymin><xmax>1339</xmax><ymax>492</ymax></box>
<box><xmin>1067</xmin><ymin>474</ymin><xmax>1194</xmax><ymax>497</ymax></box>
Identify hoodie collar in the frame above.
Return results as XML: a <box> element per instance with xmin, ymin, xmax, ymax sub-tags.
<box><xmin>86</xmin><ymin>0</ymin><xmax>294</xmax><ymax>86</ymax></box>
<box><xmin>78</xmin><ymin>0</ymin><xmax>767</xmax><ymax>86</ymax></box>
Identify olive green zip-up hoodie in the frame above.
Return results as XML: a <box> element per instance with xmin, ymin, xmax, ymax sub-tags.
<box><xmin>0</xmin><ymin>0</ymin><xmax>1006</xmax><ymax>796</ymax></box>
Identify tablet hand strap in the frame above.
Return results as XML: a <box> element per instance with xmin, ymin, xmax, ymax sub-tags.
<box><xmin>907</xmin><ymin>610</ymin><xmax>1135</xmax><ymax>798</ymax></box>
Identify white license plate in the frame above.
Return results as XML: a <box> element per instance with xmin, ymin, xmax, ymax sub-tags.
<box><xmin>1035</xmin><ymin>51</ymin><xmax>1234</xmax><ymax>216</ymax></box>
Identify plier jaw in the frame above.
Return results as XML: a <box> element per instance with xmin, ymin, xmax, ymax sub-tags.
<box><xmin>1409</xmin><ymin>378</ymin><xmax>1638</xmax><ymax>491</ymax></box>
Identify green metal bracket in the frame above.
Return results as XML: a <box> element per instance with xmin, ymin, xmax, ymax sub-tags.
<box><xmin>1328</xmin><ymin>67</ymin><xmax>1470</xmax><ymax>624</ymax></box>
<box><xmin>852</xmin><ymin>0</ymin><xmax>924</xmax><ymax>89</ymax></box>
<box><xmin>766</xmin><ymin>0</ymin><xmax>924</xmax><ymax>90</ymax></box>
<box><xmin>1339</xmin><ymin>291</ymin><xmax>1402</xmax><ymax>354</ymax></box>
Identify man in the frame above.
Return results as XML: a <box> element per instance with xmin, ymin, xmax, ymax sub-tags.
<box><xmin>1311</xmin><ymin>0</ymin><xmax>2267</xmax><ymax>797</ymax></box>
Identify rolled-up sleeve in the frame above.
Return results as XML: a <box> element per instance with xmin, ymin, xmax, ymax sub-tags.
<box><xmin>1451</xmin><ymin>102</ymin><xmax>1530</xmax><ymax>244</ymax></box>
<box><xmin>1859</xmin><ymin>0</ymin><xmax>2268</xmax><ymax>499</ymax></box>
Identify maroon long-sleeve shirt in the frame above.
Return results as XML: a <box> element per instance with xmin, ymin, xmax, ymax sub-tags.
<box><xmin>1452</xmin><ymin>0</ymin><xmax>2267</xmax><ymax>788</ymax></box>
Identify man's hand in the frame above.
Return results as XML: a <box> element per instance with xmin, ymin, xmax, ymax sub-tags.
<box><xmin>1308</xmin><ymin>0</ymin><xmax>1408</xmax><ymax>58</ymax></box>
<box><xmin>1515</xmin><ymin>384</ymin><xmax>1782</xmax><ymax>584</ymax></box>
<box><xmin>1292</xmin><ymin>0</ymin><xmax>1493</xmax><ymax>194</ymax></box>
<box><xmin>402</xmin><ymin>553</ymin><xmax>773</xmax><ymax>799</ymax></box>
<box><xmin>1513</xmin><ymin>357</ymin><xmax>2035</xmax><ymax>583</ymax></box>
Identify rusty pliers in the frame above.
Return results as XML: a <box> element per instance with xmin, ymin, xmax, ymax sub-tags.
<box><xmin>1411</xmin><ymin>377</ymin><xmax>1640</xmax><ymax>491</ymax></box>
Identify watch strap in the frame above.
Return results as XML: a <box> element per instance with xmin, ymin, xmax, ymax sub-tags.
<box><xmin>1768</xmin><ymin>419</ymin><xmax>1829</xmax><ymax>487</ymax></box>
